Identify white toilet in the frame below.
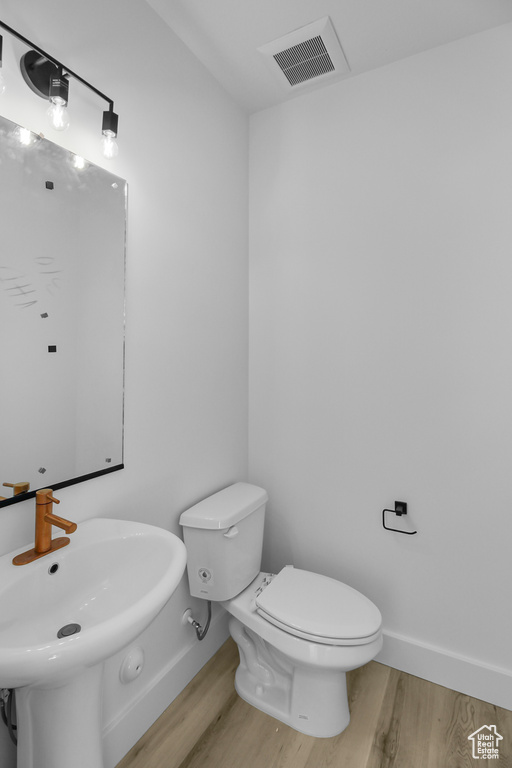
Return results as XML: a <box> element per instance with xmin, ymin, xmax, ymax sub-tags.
<box><xmin>180</xmin><ymin>482</ymin><xmax>382</xmax><ymax>738</ymax></box>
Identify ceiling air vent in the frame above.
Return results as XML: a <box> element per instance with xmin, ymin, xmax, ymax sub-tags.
<box><xmin>274</xmin><ymin>36</ymin><xmax>334</xmax><ymax>87</ymax></box>
<box><xmin>258</xmin><ymin>17</ymin><xmax>350</xmax><ymax>91</ymax></box>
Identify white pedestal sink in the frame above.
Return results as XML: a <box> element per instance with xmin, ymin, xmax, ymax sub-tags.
<box><xmin>0</xmin><ymin>518</ymin><xmax>187</xmax><ymax>768</ymax></box>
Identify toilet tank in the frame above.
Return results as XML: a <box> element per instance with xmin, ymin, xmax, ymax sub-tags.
<box><xmin>179</xmin><ymin>482</ymin><xmax>268</xmax><ymax>601</ymax></box>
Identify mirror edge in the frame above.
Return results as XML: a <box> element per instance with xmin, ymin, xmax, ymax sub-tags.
<box><xmin>0</xmin><ymin>464</ymin><xmax>125</xmax><ymax>507</ymax></box>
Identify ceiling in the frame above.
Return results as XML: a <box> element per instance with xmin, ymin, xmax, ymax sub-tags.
<box><xmin>146</xmin><ymin>0</ymin><xmax>512</xmax><ymax>113</ymax></box>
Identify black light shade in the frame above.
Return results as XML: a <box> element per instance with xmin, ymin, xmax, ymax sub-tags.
<box><xmin>20</xmin><ymin>50</ymin><xmax>69</xmax><ymax>104</ymax></box>
<box><xmin>102</xmin><ymin>107</ymin><xmax>118</xmax><ymax>137</ymax></box>
<box><xmin>0</xmin><ymin>34</ymin><xmax>3</xmax><ymax>65</ymax></box>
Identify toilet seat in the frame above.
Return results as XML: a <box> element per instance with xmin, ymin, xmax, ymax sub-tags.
<box><xmin>255</xmin><ymin>566</ymin><xmax>382</xmax><ymax>646</ymax></box>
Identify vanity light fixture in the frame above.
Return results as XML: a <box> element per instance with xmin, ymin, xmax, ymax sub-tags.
<box><xmin>0</xmin><ymin>19</ymin><xmax>119</xmax><ymax>158</ymax></box>
<box><xmin>101</xmin><ymin>105</ymin><xmax>119</xmax><ymax>159</ymax></box>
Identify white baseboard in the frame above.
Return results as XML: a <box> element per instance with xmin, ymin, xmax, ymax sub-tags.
<box><xmin>103</xmin><ymin>611</ymin><xmax>230</xmax><ymax>768</ymax></box>
<box><xmin>102</xmin><ymin>620</ymin><xmax>511</xmax><ymax>768</ymax></box>
<box><xmin>377</xmin><ymin>630</ymin><xmax>512</xmax><ymax>711</ymax></box>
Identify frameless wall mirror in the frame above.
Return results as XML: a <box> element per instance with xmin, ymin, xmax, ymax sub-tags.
<box><xmin>0</xmin><ymin>114</ymin><xmax>126</xmax><ymax>506</ymax></box>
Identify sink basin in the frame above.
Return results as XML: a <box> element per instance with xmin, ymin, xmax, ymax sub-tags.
<box><xmin>0</xmin><ymin>517</ymin><xmax>187</xmax><ymax>688</ymax></box>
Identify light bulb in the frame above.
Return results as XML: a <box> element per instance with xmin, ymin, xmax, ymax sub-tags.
<box><xmin>101</xmin><ymin>130</ymin><xmax>118</xmax><ymax>159</ymax></box>
<box><xmin>47</xmin><ymin>97</ymin><xmax>70</xmax><ymax>131</ymax></box>
<box><xmin>72</xmin><ymin>154</ymin><xmax>86</xmax><ymax>170</ymax></box>
<box><xmin>18</xmin><ymin>127</ymin><xmax>34</xmax><ymax>146</ymax></box>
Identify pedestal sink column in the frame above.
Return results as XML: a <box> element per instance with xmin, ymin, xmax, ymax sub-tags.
<box><xmin>15</xmin><ymin>663</ymin><xmax>104</xmax><ymax>768</ymax></box>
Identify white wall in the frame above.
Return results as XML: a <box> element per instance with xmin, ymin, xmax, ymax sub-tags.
<box><xmin>2</xmin><ymin>5</ymin><xmax>512</xmax><ymax>764</ymax></box>
<box><xmin>0</xmin><ymin>0</ymin><xmax>248</xmax><ymax>764</ymax></box>
<box><xmin>249</xmin><ymin>24</ymin><xmax>512</xmax><ymax>708</ymax></box>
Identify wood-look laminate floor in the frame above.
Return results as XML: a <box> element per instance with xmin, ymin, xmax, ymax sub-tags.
<box><xmin>117</xmin><ymin>639</ymin><xmax>512</xmax><ymax>768</ymax></box>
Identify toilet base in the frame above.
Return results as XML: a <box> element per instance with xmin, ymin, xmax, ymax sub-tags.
<box><xmin>230</xmin><ymin>618</ymin><xmax>350</xmax><ymax>738</ymax></box>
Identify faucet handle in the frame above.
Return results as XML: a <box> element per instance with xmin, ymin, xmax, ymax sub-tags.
<box><xmin>36</xmin><ymin>488</ymin><xmax>60</xmax><ymax>505</ymax></box>
<box><xmin>3</xmin><ymin>481</ymin><xmax>30</xmax><ymax>496</ymax></box>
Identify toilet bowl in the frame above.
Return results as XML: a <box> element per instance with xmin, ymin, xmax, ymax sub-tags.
<box><xmin>222</xmin><ymin>567</ymin><xmax>382</xmax><ymax>737</ymax></box>
<box><xmin>180</xmin><ymin>482</ymin><xmax>382</xmax><ymax>737</ymax></box>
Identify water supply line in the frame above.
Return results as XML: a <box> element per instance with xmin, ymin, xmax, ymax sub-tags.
<box><xmin>0</xmin><ymin>688</ymin><xmax>17</xmax><ymax>746</ymax></box>
<box><xmin>186</xmin><ymin>601</ymin><xmax>212</xmax><ymax>641</ymax></box>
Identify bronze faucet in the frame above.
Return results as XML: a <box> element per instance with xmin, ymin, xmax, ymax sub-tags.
<box><xmin>12</xmin><ymin>489</ymin><xmax>77</xmax><ymax>566</ymax></box>
<box><xmin>3</xmin><ymin>481</ymin><xmax>30</xmax><ymax>496</ymax></box>
<box><xmin>1</xmin><ymin>481</ymin><xmax>30</xmax><ymax>501</ymax></box>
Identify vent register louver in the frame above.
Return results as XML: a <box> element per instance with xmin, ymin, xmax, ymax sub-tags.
<box><xmin>274</xmin><ymin>35</ymin><xmax>334</xmax><ymax>87</ymax></box>
<box><xmin>258</xmin><ymin>17</ymin><xmax>350</xmax><ymax>90</ymax></box>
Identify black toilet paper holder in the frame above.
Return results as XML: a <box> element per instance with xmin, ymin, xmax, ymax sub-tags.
<box><xmin>382</xmin><ymin>501</ymin><xmax>417</xmax><ymax>535</ymax></box>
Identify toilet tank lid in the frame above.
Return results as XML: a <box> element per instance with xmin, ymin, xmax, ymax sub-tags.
<box><xmin>179</xmin><ymin>482</ymin><xmax>268</xmax><ymax>530</ymax></box>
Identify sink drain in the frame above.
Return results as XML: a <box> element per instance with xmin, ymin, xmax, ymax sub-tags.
<box><xmin>57</xmin><ymin>623</ymin><xmax>81</xmax><ymax>638</ymax></box>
